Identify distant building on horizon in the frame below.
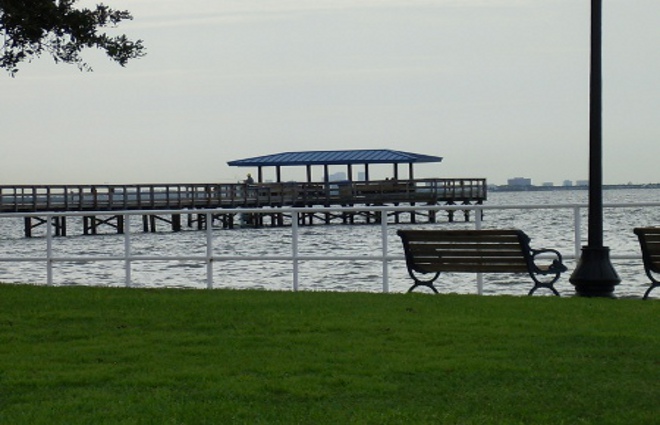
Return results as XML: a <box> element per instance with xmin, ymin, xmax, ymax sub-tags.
<box><xmin>542</xmin><ymin>182</ymin><xmax>554</xmax><ymax>187</ymax></box>
<box><xmin>329</xmin><ymin>172</ymin><xmax>346</xmax><ymax>181</ymax></box>
<box><xmin>563</xmin><ymin>180</ymin><xmax>573</xmax><ymax>187</ymax></box>
<box><xmin>507</xmin><ymin>177</ymin><xmax>532</xmax><ymax>187</ymax></box>
<box><xmin>576</xmin><ymin>180</ymin><xmax>589</xmax><ymax>187</ymax></box>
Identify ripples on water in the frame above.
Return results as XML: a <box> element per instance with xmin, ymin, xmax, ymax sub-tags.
<box><xmin>0</xmin><ymin>188</ymin><xmax>658</xmax><ymax>297</ymax></box>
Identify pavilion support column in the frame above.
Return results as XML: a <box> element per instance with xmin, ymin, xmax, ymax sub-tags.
<box><xmin>323</xmin><ymin>165</ymin><xmax>330</xmax><ymax>206</ymax></box>
<box><xmin>409</xmin><ymin>162</ymin><xmax>416</xmax><ymax>221</ymax></box>
<box><xmin>276</xmin><ymin>166</ymin><xmax>282</xmax><ymax>183</ymax></box>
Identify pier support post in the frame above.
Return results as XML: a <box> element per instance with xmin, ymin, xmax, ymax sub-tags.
<box><xmin>142</xmin><ymin>215</ymin><xmax>158</xmax><ymax>232</ymax></box>
<box><xmin>24</xmin><ymin>217</ymin><xmax>32</xmax><ymax>238</ymax></box>
<box><xmin>83</xmin><ymin>215</ymin><xmax>123</xmax><ymax>235</ymax></box>
<box><xmin>447</xmin><ymin>211</ymin><xmax>455</xmax><ymax>223</ymax></box>
<box><xmin>24</xmin><ymin>216</ymin><xmax>66</xmax><ymax>238</ymax></box>
<box><xmin>172</xmin><ymin>214</ymin><xmax>181</xmax><ymax>232</ymax></box>
<box><xmin>55</xmin><ymin>216</ymin><xmax>66</xmax><ymax>236</ymax></box>
<box><xmin>463</xmin><ymin>202</ymin><xmax>471</xmax><ymax>222</ymax></box>
<box><xmin>83</xmin><ymin>216</ymin><xmax>97</xmax><ymax>235</ymax></box>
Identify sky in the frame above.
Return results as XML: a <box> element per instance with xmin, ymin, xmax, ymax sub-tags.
<box><xmin>2</xmin><ymin>0</ymin><xmax>659</xmax><ymax>186</ymax></box>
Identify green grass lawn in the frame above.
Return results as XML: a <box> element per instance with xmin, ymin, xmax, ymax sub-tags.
<box><xmin>0</xmin><ymin>284</ymin><xmax>657</xmax><ymax>424</ymax></box>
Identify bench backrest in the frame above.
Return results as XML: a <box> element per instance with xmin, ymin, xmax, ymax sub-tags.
<box><xmin>634</xmin><ymin>227</ymin><xmax>660</xmax><ymax>273</ymax></box>
<box><xmin>397</xmin><ymin>229</ymin><xmax>532</xmax><ymax>274</ymax></box>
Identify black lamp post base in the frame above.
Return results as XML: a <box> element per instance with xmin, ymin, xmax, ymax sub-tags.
<box><xmin>570</xmin><ymin>246</ymin><xmax>620</xmax><ymax>297</ymax></box>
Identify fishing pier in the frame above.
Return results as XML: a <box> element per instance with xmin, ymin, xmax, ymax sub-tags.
<box><xmin>0</xmin><ymin>150</ymin><xmax>487</xmax><ymax>237</ymax></box>
<box><xmin>1</xmin><ymin>179</ymin><xmax>485</xmax><ymax>237</ymax></box>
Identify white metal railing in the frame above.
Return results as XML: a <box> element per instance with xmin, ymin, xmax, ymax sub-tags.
<box><xmin>0</xmin><ymin>202</ymin><xmax>658</xmax><ymax>293</ymax></box>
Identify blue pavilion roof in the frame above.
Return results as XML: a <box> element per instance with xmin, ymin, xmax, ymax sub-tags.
<box><xmin>227</xmin><ymin>149</ymin><xmax>443</xmax><ymax>167</ymax></box>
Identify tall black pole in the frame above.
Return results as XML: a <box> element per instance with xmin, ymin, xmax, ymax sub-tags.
<box><xmin>569</xmin><ymin>0</ymin><xmax>620</xmax><ymax>296</ymax></box>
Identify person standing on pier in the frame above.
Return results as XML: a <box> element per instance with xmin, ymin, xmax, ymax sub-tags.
<box><xmin>244</xmin><ymin>173</ymin><xmax>254</xmax><ymax>184</ymax></box>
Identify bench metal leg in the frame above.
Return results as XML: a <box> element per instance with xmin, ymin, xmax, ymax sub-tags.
<box><xmin>406</xmin><ymin>271</ymin><xmax>440</xmax><ymax>294</ymax></box>
<box><xmin>528</xmin><ymin>284</ymin><xmax>560</xmax><ymax>297</ymax></box>
<box><xmin>643</xmin><ymin>284</ymin><xmax>658</xmax><ymax>300</ymax></box>
<box><xmin>528</xmin><ymin>271</ymin><xmax>562</xmax><ymax>296</ymax></box>
<box><xmin>408</xmin><ymin>282</ymin><xmax>439</xmax><ymax>294</ymax></box>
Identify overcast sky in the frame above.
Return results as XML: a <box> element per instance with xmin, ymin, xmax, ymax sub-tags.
<box><xmin>2</xmin><ymin>0</ymin><xmax>658</xmax><ymax>186</ymax></box>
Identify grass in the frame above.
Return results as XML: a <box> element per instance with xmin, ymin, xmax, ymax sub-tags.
<box><xmin>0</xmin><ymin>284</ymin><xmax>658</xmax><ymax>424</ymax></box>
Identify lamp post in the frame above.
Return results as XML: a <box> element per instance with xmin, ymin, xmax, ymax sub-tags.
<box><xmin>569</xmin><ymin>0</ymin><xmax>621</xmax><ymax>296</ymax></box>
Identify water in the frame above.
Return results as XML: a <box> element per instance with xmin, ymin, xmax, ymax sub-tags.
<box><xmin>0</xmin><ymin>188</ymin><xmax>658</xmax><ymax>297</ymax></box>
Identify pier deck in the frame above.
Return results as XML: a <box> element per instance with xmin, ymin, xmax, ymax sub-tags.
<box><xmin>0</xmin><ymin>179</ymin><xmax>485</xmax><ymax>213</ymax></box>
<box><xmin>0</xmin><ymin>179</ymin><xmax>486</xmax><ymax>236</ymax></box>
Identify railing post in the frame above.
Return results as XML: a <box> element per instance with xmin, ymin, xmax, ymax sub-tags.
<box><xmin>124</xmin><ymin>214</ymin><xmax>132</xmax><ymax>287</ymax></box>
<box><xmin>292</xmin><ymin>211</ymin><xmax>299</xmax><ymax>291</ymax></box>
<box><xmin>573</xmin><ymin>206</ymin><xmax>582</xmax><ymax>259</ymax></box>
<box><xmin>475</xmin><ymin>207</ymin><xmax>483</xmax><ymax>230</ymax></box>
<box><xmin>206</xmin><ymin>212</ymin><xmax>214</xmax><ymax>289</ymax></box>
<box><xmin>381</xmin><ymin>211</ymin><xmax>389</xmax><ymax>293</ymax></box>
<box><xmin>475</xmin><ymin>207</ymin><xmax>484</xmax><ymax>295</ymax></box>
<box><xmin>46</xmin><ymin>214</ymin><xmax>53</xmax><ymax>286</ymax></box>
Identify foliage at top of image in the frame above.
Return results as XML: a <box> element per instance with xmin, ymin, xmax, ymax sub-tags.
<box><xmin>0</xmin><ymin>0</ymin><xmax>145</xmax><ymax>76</ymax></box>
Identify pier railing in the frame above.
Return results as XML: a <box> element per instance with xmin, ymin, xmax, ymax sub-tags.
<box><xmin>0</xmin><ymin>179</ymin><xmax>486</xmax><ymax>212</ymax></box>
<box><xmin>0</xmin><ymin>202</ymin><xmax>657</xmax><ymax>294</ymax></box>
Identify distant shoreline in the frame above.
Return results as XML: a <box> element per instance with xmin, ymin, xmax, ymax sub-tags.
<box><xmin>489</xmin><ymin>183</ymin><xmax>660</xmax><ymax>192</ymax></box>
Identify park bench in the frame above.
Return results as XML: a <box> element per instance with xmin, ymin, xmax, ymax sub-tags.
<box><xmin>633</xmin><ymin>227</ymin><xmax>660</xmax><ymax>300</ymax></box>
<box><xmin>397</xmin><ymin>229</ymin><xmax>567</xmax><ymax>296</ymax></box>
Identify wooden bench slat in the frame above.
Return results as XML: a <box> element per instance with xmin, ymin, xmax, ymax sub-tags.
<box><xmin>414</xmin><ymin>255</ymin><xmax>529</xmax><ymax>262</ymax></box>
<box><xmin>410</xmin><ymin>257</ymin><xmax>527</xmax><ymax>264</ymax></box>
<box><xmin>644</xmin><ymin>244</ymin><xmax>660</xmax><ymax>255</ymax></box>
<box><xmin>407</xmin><ymin>242</ymin><xmax>522</xmax><ymax>249</ymax></box>
<box><xmin>418</xmin><ymin>265</ymin><xmax>530</xmax><ymax>273</ymax></box>
<box><xmin>415</xmin><ymin>257</ymin><xmax>528</xmax><ymax>266</ymax></box>
<box><xmin>416</xmin><ymin>261</ymin><xmax>529</xmax><ymax>273</ymax></box>
<box><xmin>408</xmin><ymin>241</ymin><xmax>520</xmax><ymax>251</ymax></box>
<box><xmin>410</xmin><ymin>247</ymin><xmax>532</xmax><ymax>257</ymax></box>
<box><xmin>400</xmin><ymin>233</ymin><xmax>521</xmax><ymax>243</ymax></box>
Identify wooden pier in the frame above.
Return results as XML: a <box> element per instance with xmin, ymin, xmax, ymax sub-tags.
<box><xmin>0</xmin><ymin>179</ymin><xmax>486</xmax><ymax>237</ymax></box>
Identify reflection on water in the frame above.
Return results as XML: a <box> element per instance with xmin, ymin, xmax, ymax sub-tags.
<box><xmin>0</xmin><ymin>188</ymin><xmax>658</xmax><ymax>298</ymax></box>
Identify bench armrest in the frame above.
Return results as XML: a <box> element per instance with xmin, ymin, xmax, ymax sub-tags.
<box><xmin>525</xmin><ymin>248</ymin><xmax>567</xmax><ymax>296</ymax></box>
<box><xmin>530</xmin><ymin>248</ymin><xmax>568</xmax><ymax>274</ymax></box>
